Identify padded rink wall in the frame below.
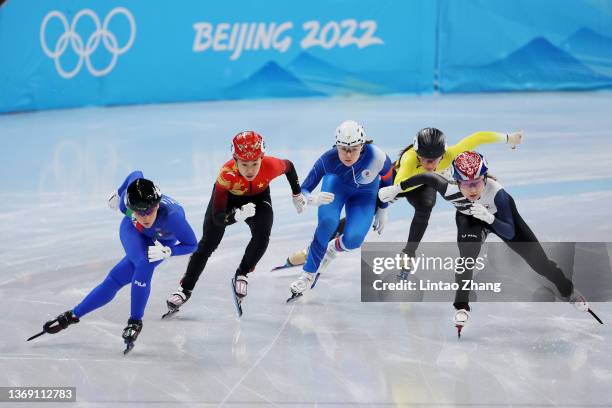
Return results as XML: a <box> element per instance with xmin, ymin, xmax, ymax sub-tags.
<box><xmin>0</xmin><ymin>0</ymin><xmax>611</xmax><ymax>113</ymax></box>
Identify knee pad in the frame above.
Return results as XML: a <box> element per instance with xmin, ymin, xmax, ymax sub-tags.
<box><xmin>337</xmin><ymin>234</ymin><xmax>359</xmax><ymax>251</ymax></box>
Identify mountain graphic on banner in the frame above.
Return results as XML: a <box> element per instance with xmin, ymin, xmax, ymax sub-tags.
<box><xmin>561</xmin><ymin>28</ymin><xmax>612</xmax><ymax>75</ymax></box>
<box><xmin>287</xmin><ymin>52</ymin><xmax>390</xmax><ymax>94</ymax></box>
<box><xmin>224</xmin><ymin>61</ymin><xmax>325</xmax><ymax>99</ymax></box>
<box><xmin>561</xmin><ymin>28</ymin><xmax>612</xmax><ymax>59</ymax></box>
<box><xmin>443</xmin><ymin>37</ymin><xmax>612</xmax><ymax>92</ymax></box>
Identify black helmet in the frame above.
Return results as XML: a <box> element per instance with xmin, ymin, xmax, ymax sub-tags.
<box><xmin>126</xmin><ymin>178</ymin><xmax>161</xmax><ymax>213</ymax></box>
<box><xmin>414</xmin><ymin>127</ymin><xmax>447</xmax><ymax>159</ymax></box>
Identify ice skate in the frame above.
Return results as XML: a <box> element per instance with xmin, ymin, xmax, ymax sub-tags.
<box><xmin>231</xmin><ymin>275</ymin><xmax>248</xmax><ymax>317</ymax></box>
<box><xmin>397</xmin><ymin>251</ymin><xmax>414</xmax><ymax>280</ymax></box>
<box><xmin>318</xmin><ymin>238</ymin><xmax>341</xmax><ymax>274</ymax></box>
<box><xmin>162</xmin><ymin>288</ymin><xmax>192</xmax><ymax>319</ymax></box>
<box><xmin>122</xmin><ymin>318</ymin><xmax>143</xmax><ymax>355</ymax></box>
<box><xmin>453</xmin><ymin>308</ymin><xmax>470</xmax><ymax>338</ymax></box>
<box><xmin>287</xmin><ymin>271</ymin><xmax>318</xmax><ymax>303</ymax></box>
<box><xmin>27</xmin><ymin>310</ymin><xmax>79</xmax><ymax>341</ymax></box>
<box><xmin>568</xmin><ymin>290</ymin><xmax>603</xmax><ymax>324</ymax></box>
<box><xmin>271</xmin><ymin>248</ymin><xmax>307</xmax><ymax>271</ymax></box>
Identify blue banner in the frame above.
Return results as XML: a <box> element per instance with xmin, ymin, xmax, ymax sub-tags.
<box><xmin>0</xmin><ymin>0</ymin><xmax>436</xmax><ymax>113</ymax></box>
<box><xmin>2</xmin><ymin>0</ymin><xmax>612</xmax><ymax>113</ymax></box>
<box><xmin>438</xmin><ymin>0</ymin><xmax>612</xmax><ymax>93</ymax></box>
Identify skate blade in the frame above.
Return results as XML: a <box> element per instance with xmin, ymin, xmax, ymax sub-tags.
<box><xmin>271</xmin><ymin>259</ymin><xmax>299</xmax><ymax>271</ymax></box>
<box><xmin>233</xmin><ymin>299</ymin><xmax>243</xmax><ymax>318</ymax></box>
<box><xmin>286</xmin><ymin>292</ymin><xmax>303</xmax><ymax>303</ymax></box>
<box><xmin>161</xmin><ymin>308</ymin><xmax>180</xmax><ymax>319</ymax></box>
<box><xmin>123</xmin><ymin>342</ymin><xmax>135</xmax><ymax>355</ymax></box>
<box><xmin>588</xmin><ymin>308</ymin><xmax>604</xmax><ymax>324</ymax></box>
<box><xmin>456</xmin><ymin>325</ymin><xmax>463</xmax><ymax>339</ymax></box>
<box><xmin>27</xmin><ymin>330</ymin><xmax>46</xmax><ymax>341</ymax></box>
<box><xmin>310</xmin><ymin>273</ymin><xmax>321</xmax><ymax>289</ymax></box>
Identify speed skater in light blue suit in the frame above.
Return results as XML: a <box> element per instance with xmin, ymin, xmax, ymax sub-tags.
<box><xmin>289</xmin><ymin>121</ymin><xmax>394</xmax><ymax>297</ymax></box>
<box><xmin>29</xmin><ymin>171</ymin><xmax>197</xmax><ymax>350</ymax></box>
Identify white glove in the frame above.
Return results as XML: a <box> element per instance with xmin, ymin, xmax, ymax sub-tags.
<box><xmin>108</xmin><ymin>190</ymin><xmax>119</xmax><ymax>211</ymax></box>
<box><xmin>506</xmin><ymin>131</ymin><xmax>523</xmax><ymax>150</ymax></box>
<box><xmin>372</xmin><ymin>207</ymin><xmax>388</xmax><ymax>235</ymax></box>
<box><xmin>469</xmin><ymin>203</ymin><xmax>495</xmax><ymax>224</ymax></box>
<box><xmin>148</xmin><ymin>240</ymin><xmax>172</xmax><ymax>262</ymax></box>
<box><xmin>378</xmin><ymin>185</ymin><xmax>402</xmax><ymax>203</ymax></box>
<box><xmin>307</xmin><ymin>192</ymin><xmax>335</xmax><ymax>206</ymax></box>
<box><xmin>292</xmin><ymin>193</ymin><xmax>307</xmax><ymax>214</ymax></box>
<box><xmin>234</xmin><ymin>202</ymin><xmax>256</xmax><ymax>222</ymax></box>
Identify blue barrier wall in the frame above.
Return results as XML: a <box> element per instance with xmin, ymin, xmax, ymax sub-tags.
<box><xmin>1</xmin><ymin>0</ymin><xmax>611</xmax><ymax>113</ymax></box>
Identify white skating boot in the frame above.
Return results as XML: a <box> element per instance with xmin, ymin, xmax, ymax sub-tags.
<box><xmin>290</xmin><ymin>272</ymin><xmax>316</xmax><ymax>295</ymax></box>
<box><xmin>567</xmin><ymin>289</ymin><xmax>603</xmax><ymax>323</ymax></box>
<box><xmin>318</xmin><ymin>237</ymin><xmax>344</xmax><ymax>274</ymax></box>
<box><xmin>230</xmin><ymin>275</ymin><xmax>248</xmax><ymax>317</ymax></box>
<box><xmin>568</xmin><ymin>289</ymin><xmax>589</xmax><ymax>312</ymax></box>
<box><xmin>287</xmin><ymin>272</ymin><xmax>318</xmax><ymax>303</ymax></box>
<box><xmin>453</xmin><ymin>308</ymin><xmax>470</xmax><ymax>338</ymax></box>
<box><xmin>162</xmin><ymin>288</ymin><xmax>191</xmax><ymax>319</ymax></box>
<box><xmin>234</xmin><ymin>275</ymin><xmax>248</xmax><ymax>299</ymax></box>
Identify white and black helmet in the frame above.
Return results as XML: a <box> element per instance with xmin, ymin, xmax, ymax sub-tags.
<box><xmin>413</xmin><ymin>127</ymin><xmax>447</xmax><ymax>159</ymax></box>
<box><xmin>125</xmin><ymin>178</ymin><xmax>161</xmax><ymax>214</ymax></box>
<box><xmin>335</xmin><ymin>120</ymin><xmax>366</xmax><ymax>147</ymax></box>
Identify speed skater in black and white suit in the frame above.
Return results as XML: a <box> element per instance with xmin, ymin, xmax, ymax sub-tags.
<box><xmin>379</xmin><ymin>151</ymin><xmax>603</xmax><ymax>337</ymax></box>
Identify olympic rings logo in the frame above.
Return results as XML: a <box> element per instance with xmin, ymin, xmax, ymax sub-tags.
<box><xmin>40</xmin><ymin>7</ymin><xmax>136</xmax><ymax>79</ymax></box>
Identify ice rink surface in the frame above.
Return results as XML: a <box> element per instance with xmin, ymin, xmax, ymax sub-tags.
<box><xmin>1</xmin><ymin>92</ymin><xmax>612</xmax><ymax>407</ymax></box>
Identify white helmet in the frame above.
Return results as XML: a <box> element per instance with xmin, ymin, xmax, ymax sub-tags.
<box><xmin>335</xmin><ymin>120</ymin><xmax>366</xmax><ymax>147</ymax></box>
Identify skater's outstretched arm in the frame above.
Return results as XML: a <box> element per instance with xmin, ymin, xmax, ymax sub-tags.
<box><xmin>446</xmin><ymin>131</ymin><xmax>522</xmax><ymax>157</ymax></box>
<box><xmin>399</xmin><ymin>173</ymin><xmax>449</xmax><ymax>195</ymax></box>
<box><xmin>379</xmin><ymin>173</ymin><xmax>449</xmax><ymax>203</ymax></box>
<box><xmin>300</xmin><ymin>154</ymin><xmax>328</xmax><ymax>195</ymax></box>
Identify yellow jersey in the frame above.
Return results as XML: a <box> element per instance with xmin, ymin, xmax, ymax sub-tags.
<box><xmin>393</xmin><ymin>131</ymin><xmax>506</xmax><ymax>192</ymax></box>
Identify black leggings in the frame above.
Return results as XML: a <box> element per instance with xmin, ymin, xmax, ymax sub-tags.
<box><xmin>180</xmin><ymin>189</ymin><xmax>274</xmax><ymax>292</ymax></box>
<box><xmin>399</xmin><ymin>184</ymin><xmax>437</xmax><ymax>257</ymax></box>
<box><xmin>453</xmin><ymin>196</ymin><xmax>573</xmax><ymax>310</ymax></box>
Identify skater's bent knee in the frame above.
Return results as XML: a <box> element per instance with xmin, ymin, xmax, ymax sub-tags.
<box><xmin>339</xmin><ymin>235</ymin><xmax>361</xmax><ymax>250</ymax></box>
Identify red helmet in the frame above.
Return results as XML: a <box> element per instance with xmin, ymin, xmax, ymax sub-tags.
<box><xmin>231</xmin><ymin>131</ymin><xmax>265</xmax><ymax>161</ymax></box>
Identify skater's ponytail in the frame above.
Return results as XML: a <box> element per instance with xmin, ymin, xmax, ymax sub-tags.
<box><xmin>395</xmin><ymin>144</ymin><xmax>414</xmax><ymax>170</ymax></box>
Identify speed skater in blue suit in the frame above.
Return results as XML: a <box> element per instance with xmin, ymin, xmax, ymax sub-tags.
<box><xmin>288</xmin><ymin>120</ymin><xmax>394</xmax><ymax>299</ymax></box>
<box><xmin>28</xmin><ymin>171</ymin><xmax>197</xmax><ymax>352</ymax></box>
